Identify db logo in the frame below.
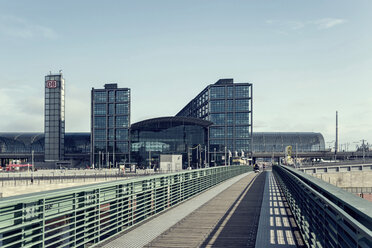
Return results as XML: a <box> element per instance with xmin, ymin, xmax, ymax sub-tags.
<box><xmin>46</xmin><ymin>80</ymin><xmax>57</xmax><ymax>88</ymax></box>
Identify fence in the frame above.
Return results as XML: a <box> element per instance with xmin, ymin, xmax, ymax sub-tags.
<box><xmin>0</xmin><ymin>165</ymin><xmax>250</xmax><ymax>248</ymax></box>
<box><xmin>273</xmin><ymin>165</ymin><xmax>372</xmax><ymax>248</ymax></box>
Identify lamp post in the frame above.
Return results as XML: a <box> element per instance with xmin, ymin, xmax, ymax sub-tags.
<box><xmin>361</xmin><ymin>139</ymin><xmax>366</xmax><ymax>164</ymax></box>
<box><xmin>188</xmin><ymin>147</ymin><xmax>191</xmax><ymax>169</ymax></box>
<box><xmin>31</xmin><ymin>150</ymin><xmax>34</xmax><ymax>172</ymax></box>
<box><xmin>148</xmin><ymin>150</ymin><xmax>151</xmax><ymax>169</ymax></box>
<box><xmin>214</xmin><ymin>148</ymin><xmax>216</xmax><ymax>166</ymax></box>
<box><xmin>99</xmin><ymin>151</ymin><xmax>101</xmax><ymax>170</ymax></box>
<box><xmin>199</xmin><ymin>145</ymin><xmax>202</xmax><ymax>169</ymax></box>
<box><xmin>224</xmin><ymin>147</ymin><xmax>227</xmax><ymax>166</ymax></box>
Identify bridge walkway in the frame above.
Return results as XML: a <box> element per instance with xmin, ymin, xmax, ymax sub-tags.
<box><xmin>100</xmin><ymin>170</ymin><xmax>304</xmax><ymax>248</ymax></box>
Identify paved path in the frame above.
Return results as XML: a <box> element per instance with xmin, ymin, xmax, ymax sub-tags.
<box><xmin>99</xmin><ymin>172</ymin><xmax>254</xmax><ymax>248</ymax></box>
<box><xmin>100</xmin><ymin>170</ymin><xmax>305</xmax><ymax>248</ymax></box>
<box><xmin>255</xmin><ymin>171</ymin><xmax>305</xmax><ymax>247</ymax></box>
<box><xmin>146</xmin><ymin>172</ymin><xmax>264</xmax><ymax>248</ymax></box>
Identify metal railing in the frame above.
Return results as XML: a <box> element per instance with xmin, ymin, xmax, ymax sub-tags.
<box><xmin>273</xmin><ymin>165</ymin><xmax>372</xmax><ymax>248</ymax></box>
<box><xmin>0</xmin><ymin>165</ymin><xmax>250</xmax><ymax>248</ymax></box>
<box><xmin>298</xmin><ymin>163</ymin><xmax>372</xmax><ymax>174</ymax></box>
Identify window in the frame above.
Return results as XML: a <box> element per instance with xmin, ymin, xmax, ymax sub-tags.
<box><xmin>210</xmin><ymin>86</ymin><xmax>225</xmax><ymax>99</ymax></box>
<box><xmin>94</xmin><ymin>129</ymin><xmax>105</xmax><ymax>140</ymax></box>
<box><xmin>116</xmin><ymin>116</ymin><xmax>128</xmax><ymax>127</ymax></box>
<box><xmin>116</xmin><ymin>90</ymin><xmax>129</xmax><ymax>102</ymax></box>
<box><xmin>226</xmin><ymin>113</ymin><xmax>234</xmax><ymax>125</ymax></box>
<box><xmin>235</xmin><ymin>113</ymin><xmax>249</xmax><ymax>125</ymax></box>
<box><xmin>109</xmin><ymin>91</ymin><xmax>115</xmax><ymax>102</ymax></box>
<box><xmin>116</xmin><ymin>129</ymin><xmax>128</xmax><ymax>140</ymax></box>
<box><xmin>235</xmin><ymin>99</ymin><xmax>250</xmax><ymax>111</ymax></box>
<box><xmin>108</xmin><ymin>104</ymin><xmax>114</xmax><ymax>115</ymax></box>
<box><xmin>94</xmin><ymin>142</ymin><xmax>105</xmax><ymax>152</ymax></box>
<box><xmin>210</xmin><ymin>127</ymin><xmax>225</xmax><ymax>138</ymax></box>
<box><xmin>94</xmin><ymin>91</ymin><xmax>106</xmax><ymax>103</ymax></box>
<box><xmin>226</xmin><ymin>126</ymin><xmax>233</xmax><ymax>138</ymax></box>
<box><xmin>235</xmin><ymin>85</ymin><xmax>250</xmax><ymax>98</ymax></box>
<box><xmin>210</xmin><ymin>100</ymin><xmax>225</xmax><ymax>113</ymax></box>
<box><xmin>210</xmin><ymin>113</ymin><xmax>225</xmax><ymax>125</ymax></box>
<box><xmin>108</xmin><ymin>129</ymin><xmax>114</xmax><ymax>140</ymax></box>
<box><xmin>116</xmin><ymin>103</ymin><xmax>128</xmax><ymax>115</ymax></box>
<box><xmin>108</xmin><ymin>116</ymin><xmax>114</xmax><ymax>128</ymax></box>
<box><xmin>236</xmin><ymin>139</ymin><xmax>249</xmax><ymax>151</ymax></box>
<box><xmin>116</xmin><ymin>142</ymin><xmax>128</xmax><ymax>153</ymax></box>
<box><xmin>94</xmin><ymin>116</ymin><xmax>106</xmax><ymax>128</ymax></box>
<box><xmin>226</xmin><ymin>139</ymin><xmax>234</xmax><ymax>151</ymax></box>
<box><xmin>94</xmin><ymin>104</ymin><xmax>106</xmax><ymax>115</ymax></box>
<box><xmin>227</xmin><ymin>86</ymin><xmax>234</xmax><ymax>98</ymax></box>
<box><xmin>210</xmin><ymin>139</ymin><xmax>225</xmax><ymax>146</ymax></box>
<box><xmin>226</xmin><ymin>100</ymin><xmax>234</xmax><ymax>112</ymax></box>
<box><xmin>235</xmin><ymin>126</ymin><xmax>250</xmax><ymax>138</ymax></box>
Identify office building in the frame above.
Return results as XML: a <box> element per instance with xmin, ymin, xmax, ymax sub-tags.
<box><xmin>91</xmin><ymin>84</ymin><xmax>130</xmax><ymax>167</ymax></box>
<box><xmin>44</xmin><ymin>72</ymin><xmax>65</xmax><ymax>161</ymax></box>
<box><xmin>177</xmin><ymin>79</ymin><xmax>252</xmax><ymax>163</ymax></box>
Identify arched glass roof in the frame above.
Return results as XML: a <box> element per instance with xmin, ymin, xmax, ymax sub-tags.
<box><xmin>252</xmin><ymin>132</ymin><xmax>325</xmax><ymax>152</ymax></box>
<box><xmin>131</xmin><ymin>116</ymin><xmax>213</xmax><ymax>131</ymax></box>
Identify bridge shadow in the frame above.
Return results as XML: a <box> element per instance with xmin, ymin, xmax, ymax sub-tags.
<box><xmin>200</xmin><ymin>172</ymin><xmax>266</xmax><ymax>248</ymax></box>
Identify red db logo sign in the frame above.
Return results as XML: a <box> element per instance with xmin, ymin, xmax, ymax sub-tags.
<box><xmin>46</xmin><ymin>80</ymin><xmax>57</xmax><ymax>88</ymax></box>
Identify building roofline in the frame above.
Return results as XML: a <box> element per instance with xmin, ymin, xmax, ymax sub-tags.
<box><xmin>131</xmin><ymin>116</ymin><xmax>213</xmax><ymax>130</ymax></box>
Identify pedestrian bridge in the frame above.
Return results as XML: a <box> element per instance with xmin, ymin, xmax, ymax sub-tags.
<box><xmin>0</xmin><ymin>166</ymin><xmax>371</xmax><ymax>247</ymax></box>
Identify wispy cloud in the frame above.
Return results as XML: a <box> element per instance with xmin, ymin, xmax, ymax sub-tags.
<box><xmin>265</xmin><ymin>19</ymin><xmax>305</xmax><ymax>30</ymax></box>
<box><xmin>0</xmin><ymin>15</ymin><xmax>57</xmax><ymax>39</ymax></box>
<box><xmin>266</xmin><ymin>18</ymin><xmax>347</xmax><ymax>31</ymax></box>
<box><xmin>312</xmin><ymin>18</ymin><xmax>347</xmax><ymax>29</ymax></box>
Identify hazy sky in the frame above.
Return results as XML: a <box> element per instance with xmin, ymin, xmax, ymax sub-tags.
<box><xmin>0</xmin><ymin>0</ymin><xmax>371</xmax><ymax>150</ymax></box>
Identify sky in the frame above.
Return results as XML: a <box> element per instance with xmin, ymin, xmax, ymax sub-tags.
<box><xmin>0</xmin><ymin>0</ymin><xmax>371</xmax><ymax>150</ymax></box>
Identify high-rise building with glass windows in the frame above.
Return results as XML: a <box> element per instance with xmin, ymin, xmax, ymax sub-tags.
<box><xmin>91</xmin><ymin>84</ymin><xmax>130</xmax><ymax>167</ymax></box>
<box><xmin>44</xmin><ymin>72</ymin><xmax>65</xmax><ymax>162</ymax></box>
<box><xmin>176</xmin><ymin>79</ymin><xmax>252</xmax><ymax>163</ymax></box>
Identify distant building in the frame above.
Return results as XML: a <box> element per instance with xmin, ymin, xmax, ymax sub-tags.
<box><xmin>130</xmin><ymin>117</ymin><xmax>211</xmax><ymax>168</ymax></box>
<box><xmin>44</xmin><ymin>72</ymin><xmax>65</xmax><ymax>161</ymax></box>
<box><xmin>177</xmin><ymin>79</ymin><xmax>252</xmax><ymax>164</ymax></box>
<box><xmin>252</xmin><ymin>132</ymin><xmax>325</xmax><ymax>152</ymax></box>
<box><xmin>0</xmin><ymin>132</ymin><xmax>325</xmax><ymax>167</ymax></box>
<box><xmin>91</xmin><ymin>84</ymin><xmax>130</xmax><ymax>167</ymax></box>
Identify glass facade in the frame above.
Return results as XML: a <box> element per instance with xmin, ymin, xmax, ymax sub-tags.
<box><xmin>0</xmin><ymin>132</ymin><xmax>325</xmax><ymax>166</ymax></box>
<box><xmin>130</xmin><ymin>117</ymin><xmax>210</xmax><ymax>169</ymax></box>
<box><xmin>252</xmin><ymin>132</ymin><xmax>325</xmax><ymax>152</ymax></box>
<box><xmin>176</xmin><ymin>79</ymin><xmax>252</xmax><ymax>163</ymax></box>
<box><xmin>91</xmin><ymin>84</ymin><xmax>130</xmax><ymax>167</ymax></box>
<box><xmin>44</xmin><ymin>73</ymin><xmax>65</xmax><ymax>161</ymax></box>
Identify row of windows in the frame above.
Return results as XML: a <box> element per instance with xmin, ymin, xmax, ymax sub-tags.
<box><xmin>210</xmin><ymin>126</ymin><xmax>250</xmax><ymax>138</ymax></box>
<box><xmin>210</xmin><ymin>85</ymin><xmax>250</xmax><ymax>99</ymax></box>
<box><xmin>94</xmin><ymin>103</ymin><xmax>129</xmax><ymax>115</ymax></box>
<box><xmin>45</xmin><ymin>103</ymin><xmax>62</xmax><ymax>108</ymax></box>
<box><xmin>210</xmin><ymin>139</ymin><xmax>250</xmax><ymax>151</ymax></box>
<box><xmin>94</xmin><ymin>116</ymin><xmax>129</xmax><ymax>128</ymax></box>
<box><xmin>210</xmin><ymin>99</ymin><xmax>251</xmax><ymax>113</ymax></box>
<box><xmin>209</xmin><ymin>113</ymin><xmax>250</xmax><ymax>125</ymax></box>
<box><xmin>94</xmin><ymin>90</ymin><xmax>130</xmax><ymax>103</ymax></box>
<box><xmin>94</xmin><ymin>141</ymin><xmax>129</xmax><ymax>153</ymax></box>
<box><xmin>94</xmin><ymin>129</ymin><xmax>129</xmax><ymax>141</ymax></box>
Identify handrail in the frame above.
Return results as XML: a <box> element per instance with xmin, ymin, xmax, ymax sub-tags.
<box><xmin>273</xmin><ymin>165</ymin><xmax>372</xmax><ymax>248</ymax></box>
<box><xmin>0</xmin><ymin>166</ymin><xmax>250</xmax><ymax>248</ymax></box>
